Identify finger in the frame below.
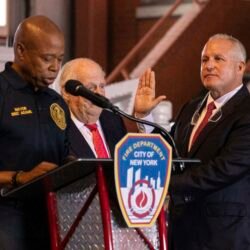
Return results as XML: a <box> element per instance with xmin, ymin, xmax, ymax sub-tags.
<box><xmin>38</xmin><ymin>162</ymin><xmax>57</xmax><ymax>171</ymax></box>
<box><xmin>139</xmin><ymin>71</ymin><xmax>146</xmax><ymax>89</ymax></box>
<box><xmin>149</xmin><ymin>71</ymin><xmax>156</xmax><ymax>90</ymax></box>
<box><xmin>145</xmin><ymin>68</ymin><xmax>151</xmax><ymax>87</ymax></box>
<box><xmin>152</xmin><ymin>95</ymin><xmax>167</xmax><ymax>108</ymax></box>
<box><xmin>43</xmin><ymin>164</ymin><xmax>57</xmax><ymax>171</ymax></box>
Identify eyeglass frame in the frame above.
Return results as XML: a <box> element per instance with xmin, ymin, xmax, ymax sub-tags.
<box><xmin>190</xmin><ymin>93</ymin><xmax>223</xmax><ymax>126</ymax></box>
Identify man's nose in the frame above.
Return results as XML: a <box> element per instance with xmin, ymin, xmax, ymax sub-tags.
<box><xmin>49</xmin><ymin>59</ymin><xmax>61</xmax><ymax>72</ymax></box>
<box><xmin>205</xmin><ymin>60</ymin><xmax>215</xmax><ymax>70</ymax></box>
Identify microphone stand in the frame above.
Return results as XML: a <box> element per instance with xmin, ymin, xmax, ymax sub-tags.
<box><xmin>109</xmin><ymin>105</ymin><xmax>201</xmax><ymax>173</ymax></box>
<box><xmin>63</xmin><ymin>82</ymin><xmax>201</xmax><ymax>173</ymax></box>
<box><xmin>110</xmin><ymin>106</ymin><xmax>179</xmax><ymax>158</ymax></box>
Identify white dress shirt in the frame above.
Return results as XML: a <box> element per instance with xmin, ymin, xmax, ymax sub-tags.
<box><xmin>188</xmin><ymin>84</ymin><xmax>243</xmax><ymax>151</ymax></box>
<box><xmin>71</xmin><ymin>114</ymin><xmax>110</xmax><ymax>157</ymax></box>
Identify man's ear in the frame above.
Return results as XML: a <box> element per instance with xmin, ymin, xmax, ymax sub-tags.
<box><xmin>239</xmin><ymin>61</ymin><xmax>246</xmax><ymax>73</ymax></box>
<box><xmin>16</xmin><ymin>42</ymin><xmax>25</xmax><ymax>60</ymax></box>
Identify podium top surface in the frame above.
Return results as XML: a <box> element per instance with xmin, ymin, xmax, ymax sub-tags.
<box><xmin>1</xmin><ymin>157</ymin><xmax>200</xmax><ymax>199</ymax></box>
<box><xmin>1</xmin><ymin>158</ymin><xmax>113</xmax><ymax>199</ymax></box>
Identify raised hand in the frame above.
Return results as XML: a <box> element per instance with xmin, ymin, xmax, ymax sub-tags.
<box><xmin>134</xmin><ymin>68</ymin><xmax>166</xmax><ymax>118</ymax></box>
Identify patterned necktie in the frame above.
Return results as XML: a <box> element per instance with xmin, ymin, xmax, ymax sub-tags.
<box><xmin>85</xmin><ymin>123</ymin><xmax>109</xmax><ymax>158</ymax></box>
<box><xmin>190</xmin><ymin>101</ymin><xmax>216</xmax><ymax>147</ymax></box>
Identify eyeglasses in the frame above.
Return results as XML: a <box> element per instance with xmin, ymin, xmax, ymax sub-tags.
<box><xmin>191</xmin><ymin>107</ymin><xmax>222</xmax><ymax>126</ymax></box>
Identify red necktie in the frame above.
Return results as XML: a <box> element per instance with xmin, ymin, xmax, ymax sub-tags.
<box><xmin>85</xmin><ymin>123</ymin><xmax>109</xmax><ymax>158</ymax></box>
<box><xmin>191</xmin><ymin>101</ymin><xmax>216</xmax><ymax>147</ymax></box>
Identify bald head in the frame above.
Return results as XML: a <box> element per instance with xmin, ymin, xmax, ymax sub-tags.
<box><xmin>60</xmin><ymin>58</ymin><xmax>105</xmax><ymax>87</ymax></box>
<box><xmin>12</xmin><ymin>15</ymin><xmax>65</xmax><ymax>89</ymax></box>
<box><xmin>59</xmin><ymin>58</ymin><xmax>106</xmax><ymax>124</ymax></box>
<box><xmin>14</xmin><ymin>15</ymin><xmax>63</xmax><ymax>52</ymax></box>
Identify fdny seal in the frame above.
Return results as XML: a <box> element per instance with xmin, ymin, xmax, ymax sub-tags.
<box><xmin>115</xmin><ymin>133</ymin><xmax>172</xmax><ymax>227</ymax></box>
<box><xmin>50</xmin><ymin>103</ymin><xmax>66</xmax><ymax>130</ymax></box>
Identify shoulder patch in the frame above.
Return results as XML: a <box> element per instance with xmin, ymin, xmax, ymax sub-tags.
<box><xmin>50</xmin><ymin>103</ymin><xmax>67</xmax><ymax>130</ymax></box>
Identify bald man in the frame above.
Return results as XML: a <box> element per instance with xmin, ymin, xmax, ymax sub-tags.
<box><xmin>58</xmin><ymin>58</ymin><xmax>125</xmax><ymax>158</ymax></box>
<box><xmin>58</xmin><ymin>58</ymin><xmax>165</xmax><ymax>159</ymax></box>
<box><xmin>0</xmin><ymin>16</ymin><xmax>70</xmax><ymax>250</ymax></box>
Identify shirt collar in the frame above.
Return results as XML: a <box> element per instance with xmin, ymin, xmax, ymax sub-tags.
<box><xmin>3</xmin><ymin>62</ymin><xmax>56</xmax><ymax>96</ymax></box>
<box><xmin>206</xmin><ymin>84</ymin><xmax>243</xmax><ymax>109</ymax></box>
<box><xmin>4</xmin><ymin>62</ymin><xmax>28</xmax><ymax>89</ymax></box>
<box><xmin>71</xmin><ymin>112</ymin><xmax>101</xmax><ymax>130</ymax></box>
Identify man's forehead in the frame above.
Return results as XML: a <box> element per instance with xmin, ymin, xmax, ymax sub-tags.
<box><xmin>202</xmin><ymin>39</ymin><xmax>235</xmax><ymax>55</ymax></box>
<box><xmin>205</xmin><ymin>38</ymin><xmax>234</xmax><ymax>50</ymax></box>
<box><xmin>77</xmin><ymin>70</ymin><xmax>105</xmax><ymax>82</ymax></box>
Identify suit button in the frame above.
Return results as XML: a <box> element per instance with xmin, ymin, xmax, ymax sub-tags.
<box><xmin>184</xmin><ymin>195</ymin><xmax>193</xmax><ymax>203</ymax></box>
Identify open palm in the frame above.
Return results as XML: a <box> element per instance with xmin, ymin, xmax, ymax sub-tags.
<box><xmin>134</xmin><ymin>69</ymin><xmax>166</xmax><ymax>117</ymax></box>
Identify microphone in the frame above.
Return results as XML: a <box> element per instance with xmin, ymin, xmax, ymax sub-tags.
<box><xmin>65</xmin><ymin>79</ymin><xmax>179</xmax><ymax>156</ymax></box>
<box><xmin>65</xmin><ymin>80</ymin><xmax>117</xmax><ymax>110</ymax></box>
<box><xmin>64</xmin><ymin>79</ymin><xmax>201</xmax><ymax>172</ymax></box>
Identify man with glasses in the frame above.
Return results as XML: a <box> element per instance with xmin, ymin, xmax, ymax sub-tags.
<box><xmin>140</xmin><ymin>34</ymin><xmax>250</xmax><ymax>250</ymax></box>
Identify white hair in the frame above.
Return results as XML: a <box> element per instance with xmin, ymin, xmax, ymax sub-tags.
<box><xmin>208</xmin><ymin>33</ymin><xmax>247</xmax><ymax>62</ymax></box>
<box><xmin>51</xmin><ymin>58</ymin><xmax>105</xmax><ymax>94</ymax></box>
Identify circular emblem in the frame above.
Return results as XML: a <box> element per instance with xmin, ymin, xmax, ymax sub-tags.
<box><xmin>50</xmin><ymin>103</ymin><xmax>66</xmax><ymax>130</ymax></box>
<box><xmin>128</xmin><ymin>180</ymin><xmax>155</xmax><ymax>219</ymax></box>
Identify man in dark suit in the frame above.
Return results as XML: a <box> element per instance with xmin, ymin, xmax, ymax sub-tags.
<box><xmin>58</xmin><ymin>58</ymin><xmax>166</xmax><ymax>158</ymax></box>
<box><xmin>141</xmin><ymin>34</ymin><xmax>250</xmax><ymax>250</ymax></box>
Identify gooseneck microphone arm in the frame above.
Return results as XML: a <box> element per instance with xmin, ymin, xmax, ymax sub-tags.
<box><xmin>111</xmin><ymin>103</ymin><xmax>201</xmax><ymax>173</ymax></box>
<box><xmin>110</xmin><ymin>105</ymin><xmax>180</xmax><ymax>158</ymax></box>
<box><xmin>65</xmin><ymin>79</ymin><xmax>180</xmax><ymax>158</ymax></box>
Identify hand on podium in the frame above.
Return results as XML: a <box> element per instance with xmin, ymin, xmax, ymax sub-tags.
<box><xmin>14</xmin><ymin>162</ymin><xmax>57</xmax><ymax>186</ymax></box>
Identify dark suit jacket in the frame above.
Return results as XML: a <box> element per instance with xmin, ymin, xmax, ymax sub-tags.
<box><xmin>68</xmin><ymin>110</ymin><xmax>127</xmax><ymax>158</ymax></box>
<box><xmin>68</xmin><ymin>109</ymin><xmax>127</xmax><ymax>221</ymax></box>
<box><xmin>169</xmin><ymin>85</ymin><xmax>250</xmax><ymax>250</ymax></box>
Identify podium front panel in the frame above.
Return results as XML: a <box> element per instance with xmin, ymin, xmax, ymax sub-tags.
<box><xmin>55</xmin><ymin>172</ymin><xmax>161</xmax><ymax>249</ymax></box>
<box><xmin>56</xmin><ymin>174</ymin><xmax>103</xmax><ymax>248</ymax></box>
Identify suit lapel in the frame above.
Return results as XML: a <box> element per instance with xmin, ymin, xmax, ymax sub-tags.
<box><xmin>69</xmin><ymin>120</ymin><xmax>95</xmax><ymax>158</ymax></box>
<box><xmin>69</xmin><ymin>110</ymin><xmax>123</xmax><ymax>159</ymax></box>
<box><xmin>175</xmin><ymin>99</ymin><xmax>206</xmax><ymax>157</ymax></box>
<box><xmin>188</xmin><ymin>86</ymin><xmax>249</xmax><ymax>157</ymax></box>
<box><xmin>99</xmin><ymin>111</ymin><xmax>116</xmax><ymax>158</ymax></box>
<box><xmin>188</xmin><ymin>115</ymin><xmax>219</xmax><ymax>157</ymax></box>
<box><xmin>181</xmin><ymin>122</ymin><xmax>194</xmax><ymax>156</ymax></box>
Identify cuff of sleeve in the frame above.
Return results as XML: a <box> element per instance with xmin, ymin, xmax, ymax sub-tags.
<box><xmin>136</xmin><ymin>113</ymin><xmax>155</xmax><ymax>133</ymax></box>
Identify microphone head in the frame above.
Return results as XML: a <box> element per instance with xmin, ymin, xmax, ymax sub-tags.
<box><xmin>65</xmin><ymin>80</ymin><xmax>82</xmax><ymax>95</ymax></box>
<box><xmin>64</xmin><ymin>79</ymin><xmax>118</xmax><ymax>111</ymax></box>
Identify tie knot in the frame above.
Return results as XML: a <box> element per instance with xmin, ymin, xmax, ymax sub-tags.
<box><xmin>207</xmin><ymin>102</ymin><xmax>216</xmax><ymax>112</ymax></box>
<box><xmin>85</xmin><ymin>123</ymin><xmax>98</xmax><ymax>131</ymax></box>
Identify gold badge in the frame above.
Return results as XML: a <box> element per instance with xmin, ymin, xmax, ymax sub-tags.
<box><xmin>50</xmin><ymin>103</ymin><xmax>67</xmax><ymax>130</ymax></box>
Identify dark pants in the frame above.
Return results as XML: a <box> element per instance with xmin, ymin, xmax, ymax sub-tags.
<box><xmin>0</xmin><ymin>197</ymin><xmax>50</xmax><ymax>250</ymax></box>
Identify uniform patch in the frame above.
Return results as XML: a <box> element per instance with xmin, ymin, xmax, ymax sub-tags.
<box><xmin>11</xmin><ymin>106</ymin><xmax>33</xmax><ymax>117</ymax></box>
<box><xmin>50</xmin><ymin>103</ymin><xmax>66</xmax><ymax>130</ymax></box>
